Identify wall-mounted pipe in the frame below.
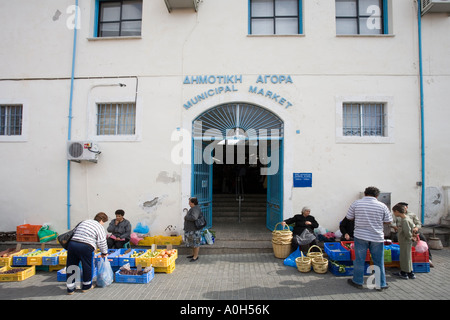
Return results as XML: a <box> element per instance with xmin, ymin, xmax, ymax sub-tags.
<box><xmin>67</xmin><ymin>0</ymin><xmax>79</xmax><ymax>230</ymax></box>
<box><xmin>417</xmin><ymin>0</ymin><xmax>426</xmax><ymax>224</ymax></box>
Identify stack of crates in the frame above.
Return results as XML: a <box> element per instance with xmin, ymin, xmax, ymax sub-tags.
<box><xmin>412</xmin><ymin>246</ymin><xmax>430</xmax><ymax>273</ymax></box>
<box><xmin>324</xmin><ymin>242</ymin><xmax>372</xmax><ymax>276</ymax></box>
<box><xmin>16</xmin><ymin>224</ymin><xmax>42</xmax><ymax>242</ymax></box>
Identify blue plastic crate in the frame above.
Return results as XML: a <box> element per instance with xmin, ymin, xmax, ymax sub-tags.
<box><xmin>115</xmin><ymin>268</ymin><xmax>154</xmax><ymax>284</ymax></box>
<box><xmin>324</xmin><ymin>242</ymin><xmax>351</xmax><ymax>261</ymax></box>
<box><xmin>42</xmin><ymin>249</ymin><xmax>66</xmax><ymax>266</ymax></box>
<box><xmin>413</xmin><ymin>262</ymin><xmax>430</xmax><ymax>273</ymax></box>
<box><xmin>94</xmin><ymin>249</ymin><xmax>118</xmax><ymax>266</ymax></box>
<box><xmin>119</xmin><ymin>249</ymin><xmax>147</xmax><ymax>267</ymax></box>
<box><xmin>390</xmin><ymin>244</ymin><xmax>400</xmax><ymax>261</ymax></box>
<box><xmin>57</xmin><ymin>265</ymin><xmax>98</xmax><ymax>282</ymax></box>
<box><xmin>329</xmin><ymin>260</ymin><xmax>371</xmax><ymax>277</ymax></box>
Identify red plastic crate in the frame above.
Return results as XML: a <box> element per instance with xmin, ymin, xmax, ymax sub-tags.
<box><xmin>411</xmin><ymin>247</ymin><xmax>429</xmax><ymax>263</ymax></box>
<box><xmin>16</xmin><ymin>224</ymin><xmax>41</xmax><ymax>236</ymax></box>
<box><xmin>341</xmin><ymin>241</ymin><xmax>371</xmax><ymax>261</ymax></box>
<box><xmin>16</xmin><ymin>234</ymin><xmax>39</xmax><ymax>242</ymax></box>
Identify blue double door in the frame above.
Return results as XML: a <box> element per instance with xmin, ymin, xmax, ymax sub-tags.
<box><xmin>191</xmin><ymin>139</ymin><xmax>283</xmax><ymax>231</ymax></box>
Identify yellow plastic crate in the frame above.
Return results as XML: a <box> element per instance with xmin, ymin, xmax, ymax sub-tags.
<box><xmin>155</xmin><ymin>235</ymin><xmax>183</xmax><ymax>246</ymax></box>
<box><xmin>135</xmin><ymin>250</ymin><xmax>158</xmax><ymax>267</ymax></box>
<box><xmin>26</xmin><ymin>249</ymin><xmax>52</xmax><ymax>266</ymax></box>
<box><xmin>58</xmin><ymin>250</ymin><xmax>68</xmax><ymax>266</ymax></box>
<box><xmin>154</xmin><ymin>261</ymin><xmax>175</xmax><ymax>274</ymax></box>
<box><xmin>0</xmin><ymin>249</ymin><xmax>29</xmax><ymax>267</ymax></box>
<box><xmin>0</xmin><ymin>265</ymin><xmax>36</xmax><ymax>282</ymax></box>
<box><xmin>151</xmin><ymin>249</ymin><xmax>177</xmax><ymax>268</ymax></box>
<box><xmin>138</xmin><ymin>236</ymin><xmax>155</xmax><ymax>246</ymax></box>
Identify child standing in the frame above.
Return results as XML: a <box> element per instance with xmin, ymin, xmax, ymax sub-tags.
<box><xmin>392</xmin><ymin>204</ymin><xmax>416</xmax><ymax>280</ymax></box>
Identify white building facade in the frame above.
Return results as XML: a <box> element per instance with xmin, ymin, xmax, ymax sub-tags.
<box><xmin>0</xmin><ymin>0</ymin><xmax>449</xmax><ymax>235</ymax></box>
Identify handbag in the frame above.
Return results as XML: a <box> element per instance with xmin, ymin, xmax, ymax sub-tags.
<box><xmin>57</xmin><ymin>222</ymin><xmax>81</xmax><ymax>249</ymax></box>
<box><xmin>195</xmin><ymin>211</ymin><xmax>207</xmax><ymax>230</ymax></box>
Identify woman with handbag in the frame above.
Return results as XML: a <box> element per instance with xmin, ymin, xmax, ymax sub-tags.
<box><xmin>183</xmin><ymin>197</ymin><xmax>203</xmax><ymax>262</ymax></box>
<box><xmin>66</xmin><ymin>212</ymin><xmax>109</xmax><ymax>294</ymax></box>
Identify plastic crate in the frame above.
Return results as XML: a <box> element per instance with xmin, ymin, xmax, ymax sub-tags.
<box><xmin>341</xmin><ymin>241</ymin><xmax>371</xmax><ymax>261</ymax></box>
<box><xmin>154</xmin><ymin>261</ymin><xmax>176</xmax><ymax>274</ymax></box>
<box><xmin>12</xmin><ymin>249</ymin><xmax>38</xmax><ymax>266</ymax></box>
<box><xmin>16</xmin><ymin>234</ymin><xmax>40</xmax><ymax>242</ymax></box>
<box><xmin>138</xmin><ymin>236</ymin><xmax>156</xmax><ymax>246</ymax></box>
<box><xmin>413</xmin><ymin>262</ymin><xmax>430</xmax><ymax>273</ymax></box>
<box><xmin>155</xmin><ymin>235</ymin><xmax>183</xmax><ymax>246</ymax></box>
<box><xmin>119</xmin><ymin>249</ymin><xmax>147</xmax><ymax>267</ymax></box>
<box><xmin>57</xmin><ymin>265</ymin><xmax>98</xmax><ymax>282</ymax></box>
<box><xmin>329</xmin><ymin>260</ymin><xmax>354</xmax><ymax>277</ymax></box>
<box><xmin>134</xmin><ymin>250</ymin><xmax>154</xmax><ymax>267</ymax></box>
<box><xmin>412</xmin><ymin>247</ymin><xmax>429</xmax><ymax>263</ymax></box>
<box><xmin>16</xmin><ymin>224</ymin><xmax>42</xmax><ymax>235</ymax></box>
<box><xmin>389</xmin><ymin>244</ymin><xmax>400</xmax><ymax>261</ymax></box>
<box><xmin>42</xmin><ymin>249</ymin><xmax>65</xmax><ymax>266</ymax></box>
<box><xmin>324</xmin><ymin>242</ymin><xmax>351</xmax><ymax>261</ymax></box>
<box><xmin>115</xmin><ymin>268</ymin><xmax>155</xmax><ymax>283</ymax></box>
<box><xmin>58</xmin><ymin>250</ymin><xmax>68</xmax><ymax>266</ymax></box>
<box><xmin>0</xmin><ymin>265</ymin><xmax>35</xmax><ymax>282</ymax></box>
<box><xmin>94</xmin><ymin>249</ymin><xmax>118</xmax><ymax>266</ymax></box>
<box><xmin>25</xmin><ymin>248</ymin><xmax>52</xmax><ymax>266</ymax></box>
<box><xmin>151</xmin><ymin>249</ymin><xmax>177</xmax><ymax>268</ymax></box>
<box><xmin>0</xmin><ymin>249</ymin><xmax>28</xmax><ymax>267</ymax></box>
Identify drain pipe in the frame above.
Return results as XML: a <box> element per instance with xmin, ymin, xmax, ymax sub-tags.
<box><xmin>417</xmin><ymin>0</ymin><xmax>426</xmax><ymax>224</ymax></box>
<box><xmin>67</xmin><ymin>0</ymin><xmax>79</xmax><ymax>229</ymax></box>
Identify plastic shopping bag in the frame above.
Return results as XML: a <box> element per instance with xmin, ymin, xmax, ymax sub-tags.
<box><xmin>415</xmin><ymin>235</ymin><xmax>429</xmax><ymax>253</ymax></box>
<box><xmin>38</xmin><ymin>226</ymin><xmax>58</xmax><ymax>243</ymax></box>
<box><xmin>283</xmin><ymin>247</ymin><xmax>302</xmax><ymax>268</ymax></box>
<box><xmin>97</xmin><ymin>257</ymin><xmax>114</xmax><ymax>287</ymax></box>
<box><xmin>133</xmin><ymin>222</ymin><xmax>149</xmax><ymax>234</ymax></box>
<box><xmin>296</xmin><ymin>228</ymin><xmax>316</xmax><ymax>246</ymax></box>
<box><xmin>204</xmin><ymin>229</ymin><xmax>214</xmax><ymax>245</ymax></box>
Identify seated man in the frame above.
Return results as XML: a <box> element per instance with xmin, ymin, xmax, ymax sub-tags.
<box><xmin>107</xmin><ymin>209</ymin><xmax>132</xmax><ymax>249</ymax></box>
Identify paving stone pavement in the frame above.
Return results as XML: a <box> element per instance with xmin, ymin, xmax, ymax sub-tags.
<box><xmin>1</xmin><ymin>248</ymin><xmax>449</xmax><ymax>302</ymax></box>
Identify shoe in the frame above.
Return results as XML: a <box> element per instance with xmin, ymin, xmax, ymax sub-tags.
<box><xmin>376</xmin><ymin>284</ymin><xmax>389</xmax><ymax>291</ymax></box>
<box><xmin>190</xmin><ymin>257</ymin><xmax>199</xmax><ymax>262</ymax></box>
<box><xmin>408</xmin><ymin>272</ymin><xmax>416</xmax><ymax>279</ymax></box>
<box><xmin>186</xmin><ymin>255</ymin><xmax>194</xmax><ymax>259</ymax></box>
<box><xmin>67</xmin><ymin>289</ymin><xmax>75</xmax><ymax>295</ymax></box>
<box><xmin>347</xmin><ymin>279</ymin><xmax>363</xmax><ymax>289</ymax></box>
<box><xmin>429</xmin><ymin>260</ymin><xmax>434</xmax><ymax>268</ymax></box>
<box><xmin>393</xmin><ymin>272</ymin><xmax>408</xmax><ymax>280</ymax></box>
<box><xmin>81</xmin><ymin>284</ymin><xmax>95</xmax><ymax>292</ymax></box>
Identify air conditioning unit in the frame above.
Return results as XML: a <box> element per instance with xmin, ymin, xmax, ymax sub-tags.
<box><xmin>164</xmin><ymin>0</ymin><xmax>200</xmax><ymax>12</ymax></box>
<box><xmin>421</xmin><ymin>0</ymin><xmax>450</xmax><ymax>15</ymax></box>
<box><xmin>67</xmin><ymin>141</ymin><xmax>101</xmax><ymax>163</ymax></box>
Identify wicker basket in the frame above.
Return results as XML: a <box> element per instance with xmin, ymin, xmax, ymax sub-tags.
<box><xmin>272</xmin><ymin>241</ymin><xmax>292</xmax><ymax>259</ymax></box>
<box><xmin>272</xmin><ymin>223</ymin><xmax>292</xmax><ymax>258</ymax></box>
<box><xmin>295</xmin><ymin>253</ymin><xmax>312</xmax><ymax>273</ymax></box>
<box><xmin>312</xmin><ymin>256</ymin><xmax>329</xmax><ymax>274</ymax></box>
<box><xmin>307</xmin><ymin>245</ymin><xmax>323</xmax><ymax>259</ymax></box>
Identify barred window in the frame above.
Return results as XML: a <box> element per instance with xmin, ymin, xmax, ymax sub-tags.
<box><xmin>336</xmin><ymin>0</ymin><xmax>386</xmax><ymax>35</ymax></box>
<box><xmin>343</xmin><ymin>103</ymin><xmax>386</xmax><ymax>136</ymax></box>
<box><xmin>0</xmin><ymin>105</ymin><xmax>23</xmax><ymax>136</ymax></box>
<box><xmin>97</xmin><ymin>103</ymin><xmax>136</xmax><ymax>135</ymax></box>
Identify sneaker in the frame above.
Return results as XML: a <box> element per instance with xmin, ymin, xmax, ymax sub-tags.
<box><xmin>81</xmin><ymin>284</ymin><xmax>95</xmax><ymax>292</ymax></box>
<box><xmin>393</xmin><ymin>272</ymin><xmax>408</xmax><ymax>280</ymax></box>
<box><xmin>67</xmin><ymin>289</ymin><xmax>75</xmax><ymax>295</ymax></box>
<box><xmin>376</xmin><ymin>284</ymin><xmax>389</xmax><ymax>291</ymax></box>
<box><xmin>408</xmin><ymin>272</ymin><xmax>416</xmax><ymax>279</ymax></box>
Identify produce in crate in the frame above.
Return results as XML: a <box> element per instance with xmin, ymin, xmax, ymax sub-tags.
<box><xmin>156</xmin><ymin>249</ymin><xmax>177</xmax><ymax>258</ymax></box>
<box><xmin>0</xmin><ymin>268</ymin><xmax>27</xmax><ymax>274</ymax></box>
<box><xmin>0</xmin><ymin>248</ymin><xmax>21</xmax><ymax>257</ymax></box>
<box><xmin>119</xmin><ymin>263</ymin><xmax>152</xmax><ymax>275</ymax></box>
<box><xmin>139</xmin><ymin>250</ymin><xmax>159</xmax><ymax>259</ymax></box>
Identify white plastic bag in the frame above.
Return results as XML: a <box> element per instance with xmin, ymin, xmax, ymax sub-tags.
<box><xmin>204</xmin><ymin>229</ymin><xmax>214</xmax><ymax>245</ymax></box>
<box><xmin>97</xmin><ymin>257</ymin><xmax>114</xmax><ymax>287</ymax></box>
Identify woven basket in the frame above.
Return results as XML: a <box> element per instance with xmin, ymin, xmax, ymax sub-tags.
<box><xmin>307</xmin><ymin>245</ymin><xmax>323</xmax><ymax>259</ymax></box>
<box><xmin>295</xmin><ymin>253</ymin><xmax>312</xmax><ymax>273</ymax></box>
<box><xmin>312</xmin><ymin>256</ymin><xmax>328</xmax><ymax>274</ymax></box>
<box><xmin>272</xmin><ymin>241</ymin><xmax>291</xmax><ymax>259</ymax></box>
<box><xmin>272</xmin><ymin>223</ymin><xmax>293</xmax><ymax>241</ymax></box>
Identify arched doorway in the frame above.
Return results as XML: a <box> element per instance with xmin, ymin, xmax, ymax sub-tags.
<box><xmin>191</xmin><ymin>103</ymin><xmax>284</xmax><ymax>231</ymax></box>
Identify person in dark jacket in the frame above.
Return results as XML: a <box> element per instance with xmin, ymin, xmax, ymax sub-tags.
<box><xmin>340</xmin><ymin>217</ymin><xmax>355</xmax><ymax>241</ymax></box>
<box><xmin>281</xmin><ymin>206</ymin><xmax>319</xmax><ymax>251</ymax></box>
<box><xmin>184</xmin><ymin>197</ymin><xmax>202</xmax><ymax>262</ymax></box>
<box><xmin>107</xmin><ymin>209</ymin><xmax>132</xmax><ymax>249</ymax></box>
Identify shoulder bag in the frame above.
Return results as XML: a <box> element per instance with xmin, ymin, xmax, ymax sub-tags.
<box><xmin>57</xmin><ymin>222</ymin><xmax>81</xmax><ymax>249</ymax></box>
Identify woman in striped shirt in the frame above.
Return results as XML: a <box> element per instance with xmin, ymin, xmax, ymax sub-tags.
<box><xmin>66</xmin><ymin>212</ymin><xmax>109</xmax><ymax>294</ymax></box>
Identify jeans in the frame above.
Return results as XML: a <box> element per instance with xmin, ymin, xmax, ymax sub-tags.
<box><xmin>66</xmin><ymin>241</ymin><xmax>95</xmax><ymax>291</ymax></box>
<box><xmin>353</xmin><ymin>237</ymin><xmax>387</xmax><ymax>288</ymax></box>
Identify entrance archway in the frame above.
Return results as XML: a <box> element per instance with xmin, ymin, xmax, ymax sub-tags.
<box><xmin>191</xmin><ymin>103</ymin><xmax>284</xmax><ymax>231</ymax></box>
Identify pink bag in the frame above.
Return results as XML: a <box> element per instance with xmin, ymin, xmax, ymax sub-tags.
<box><xmin>415</xmin><ymin>235</ymin><xmax>428</xmax><ymax>253</ymax></box>
<box><xmin>130</xmin><ymin>233</ymin><xmax>143</xmax><ymax>245</ymax></box>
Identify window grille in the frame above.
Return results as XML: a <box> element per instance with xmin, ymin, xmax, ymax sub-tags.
<box><xmin>0</xmin><ymin>105</ymin><xmax>22</xmax><ymax>136</ymax></box>
<box><xmin>97</xmin><ymin>103</ymin><xmax>136</xmax><ymax>135</ymax></box>
<box><xmin>343</xmin><ymin>103</ymin><xmax>386</xmax><ymax>136</ymax></box>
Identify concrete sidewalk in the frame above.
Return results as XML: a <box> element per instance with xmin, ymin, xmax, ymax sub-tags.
<box><xmin>1</xmin><ymin>248</ymin><xmax>449</xmax><ymax>301</ymax></box>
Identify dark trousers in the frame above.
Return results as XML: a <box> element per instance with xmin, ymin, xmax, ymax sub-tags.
<box><xmin>66</xmin><ymin>241</ymin><xmax>94</xmax><ymax>291</ymax></box>
<box><xmin>107</xmin><ymin>237</ymin><xmax>128</xmax><ymax>249</ymax></box>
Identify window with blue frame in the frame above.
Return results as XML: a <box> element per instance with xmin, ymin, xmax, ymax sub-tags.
<box><xmin>336</xmin><ymin>0</ymin><xmax>388</xmax><ymax>35</ymax></box>
<box><xmin>249</xmin><ymin>0</ymin><xmax>303</xmax><ymax>35</ymax></box>
<box><xmin>96</xmin><ymin>0</ymin><xmax>142</xmax><ymax>37</ymax></box>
